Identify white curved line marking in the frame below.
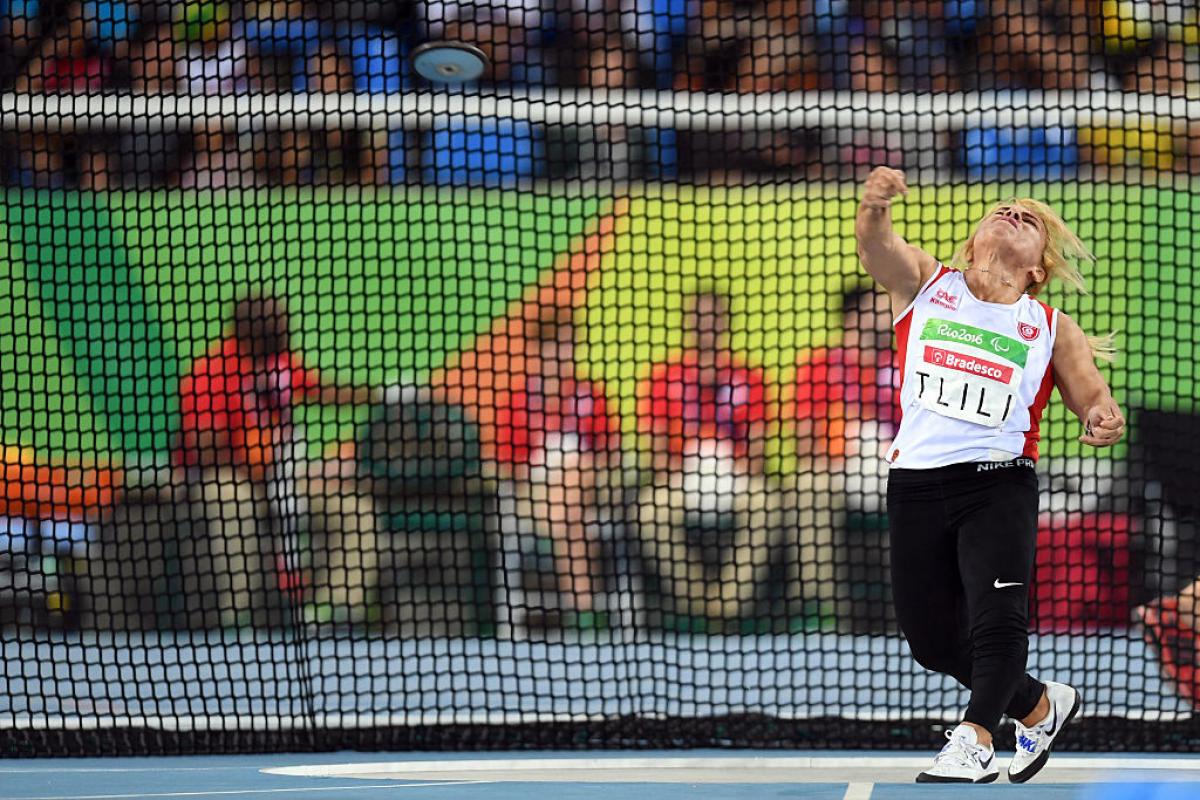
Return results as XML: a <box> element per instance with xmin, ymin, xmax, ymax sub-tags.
<box><xmin>843</xmin><ymin>784</ymin><xmax>874</xmax><ymax>800</ymax></box>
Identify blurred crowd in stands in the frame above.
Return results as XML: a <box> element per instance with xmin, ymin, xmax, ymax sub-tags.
<box><xmin>0</xmin><ymin>1</ymin><xmax>1198</xmax><ymax>186</ymax></box>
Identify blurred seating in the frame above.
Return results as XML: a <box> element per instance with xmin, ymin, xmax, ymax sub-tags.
<box><xmin>356</xmin><ymin>385</ymin><xmax>498</xmax><ymax>637</ymax></box>
<box><xmin>961</xmin><ymin>125</ymin><xmax>1080</xmax><ymax>181</ymax></box>
<box><xmin>1099</xmin><ymin>0</ymin><xmax>1157</xmax><ymax>58</ymax></box>
<box><xmin>340</xmin><ymin>23</ymin><xmax>411</xmax><ymax>93</ymax></box>
<box><xmin>639</xmin><ymin>127</ymin><xmax>679</xmax><ymax>180</ymax></box>
<box><xmin>421</xmin><ymin>118</ymin><xmax>544</xmax><ymax>187</ymax></box>
<box><xmin>1078</xmin><ymin>120</ymin><xmax>1176</xmax><ymax>171</ymax></box>
<box><xmin>620</xmin><ymin>0</ymin><xmax>692</xmax><ymax>89</ymax></box>
<box><xmin>242</xmin><ymin>15</ymin><xmax>324</xmax><ymax>57</ymax></box>
<box><xmin>81</xmin><ymin>0</ymin><xmax>134</xmax><ymax>51</ymax></box>
<box><xmin>0</xmin><ymin>0</ymin><xmax>42</xmax><ymax>44</ymax></box>
<box><xmin>942</xmin><ymin>0</ymin><xmax>982</xmax><ymax>40</ymax></box>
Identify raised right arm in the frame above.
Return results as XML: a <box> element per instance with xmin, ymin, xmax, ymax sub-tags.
<box><xmin>855</xmin><ymin>167</ymin><xmax>940</xmax><ymax>310</ymax></box>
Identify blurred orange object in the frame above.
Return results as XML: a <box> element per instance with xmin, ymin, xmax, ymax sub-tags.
<box><xmin>0</xmin><ymin>446</ymin><xmax>122</xmax><ymax>523</ymax></box>
<box><xmin>1138</xmin><ymin>598</ymin><xmax>1200</xmax><ymax>711</ymax></box>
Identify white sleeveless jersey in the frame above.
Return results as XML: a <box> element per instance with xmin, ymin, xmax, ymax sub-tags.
<box><xmin>886</xmin><ymin>266</ymin><xmax>1058</xmax><ymax>469</ymax></box>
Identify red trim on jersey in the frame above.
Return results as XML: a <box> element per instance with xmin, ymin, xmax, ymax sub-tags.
<box><xmin>893</xmin><ymin>265</ymin><xmax>953</xmax><ymax>421</ymax></box>
<box><xmin>1022</xmin><ymin>302</ymin><xmax>1058</xmax><ymax>459</ymax></box>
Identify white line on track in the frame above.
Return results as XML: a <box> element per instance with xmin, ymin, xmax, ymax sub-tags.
<box><xmin>3</xmin><ymin>780</ymin><xmax>493</xmax><ymax>800</ymax></box>
<box><xmin>0</xmin><ymin>768</ymin><xmax>263</xmax><ymax>774</ymax></box>
<box><xmin>842</xmin><ymin>783</ymin><xmax>874</xmax><ymax>800</ymax></box>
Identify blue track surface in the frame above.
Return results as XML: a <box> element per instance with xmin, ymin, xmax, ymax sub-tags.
<box><xmin>1</xmin><ymin>751</ymin><xmax>1199</xmax><ymax>800</ymax></box>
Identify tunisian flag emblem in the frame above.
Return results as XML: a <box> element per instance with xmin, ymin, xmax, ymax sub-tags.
<box><xmin>1018</xmin><ymin>322</ymin><xmax>1040</xmax><ymax>341</ymax></box>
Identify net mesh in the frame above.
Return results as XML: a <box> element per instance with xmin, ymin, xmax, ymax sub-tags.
<box><xmin>1</xmin><ymin>0</ymin><xmax>1199</xmax><ymax>757</ymax></box>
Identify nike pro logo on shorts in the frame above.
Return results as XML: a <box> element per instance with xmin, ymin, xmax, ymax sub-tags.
<box><xmin>993</xmin><ymin>579</ymin><xmax>1023</xmax><ymax>588</ymax></box>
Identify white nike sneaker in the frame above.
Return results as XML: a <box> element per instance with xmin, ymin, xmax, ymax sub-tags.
<box><xmin>1008</xmin><ymin>680</ymin><xmax>1082</xmax><ymax>783</ymax></box>
<box><xmin>916</xmin><ymin>723</ymin><xmax>1000</xmax><ymax>783</ymax></box>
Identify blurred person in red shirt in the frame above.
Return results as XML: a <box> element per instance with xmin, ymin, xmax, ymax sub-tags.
<box><xmin>13</xmin><ymin>0</ymin><xmax>137</xmax><ymax>93</ymax></box>
<box><xmin>792</xmin><ymin>286</ymin><xmax>900</xmax><ymax>465</ymax></box>
<box><xmin>788</xmin><ymin>286</ymin><xmax>900</xmax><ymax>631</ymax></box>
<box><xmin>174</xmin><ymin>293</ymin><xmax>379</xmax><ymax>628</ymax></box>
<box><xmin>634</xmin><ymin>290</ymin><xmax>802</xmax><ymax>621</ymax></box>
<box><xmin>491</xmin><ymin>306</ymin><xmax>622</xmax><ymax>614</ymax></box>
<box><xmin>637</xmin><ymin>291</ymin><xmax>769</xmax><ymax>478</ymax></box>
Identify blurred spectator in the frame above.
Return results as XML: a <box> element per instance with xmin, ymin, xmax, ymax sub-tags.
<box><xmin>1122</xmin><ymin>39</ymin><xmax>1198</xmax><ymax>98</ymax></box>
<box><xmin>8</xmin><ymin>3</ymin><xmax>144</xmax><ymax>190</ymax></box>
<box><xmin>789</xmin><ymin>286</ymin><xmax>897</xmax><ymax>632</ymax></box>
<box><xmin>971</xmin><ymin>0</ymin><xmax>1099</xmax><ymax>91</ymax></box>
<box><xmin>619</xmin><ymin>0</ymin><xmax>692</xmax><ymax>89</ymax></box>
<box><xmin>676</xmin><ymin>0</ymin><xmax>828</xmax><ymax>175</ymax></box>
<box><xmin>242</xmin><ymin>0</ymin><xmax>322</xmax><ymax>85</ymax></box>
<box><xmin>856</xmin><ymin>0</ymin><xmax>958</xmax><ymax>92</ymax></box>
<box><xmin>634</xmin><ymin>290</ymin><xmax>800</xmax><ymax>621</ymax></box>
<box><xmin>490</xmin><ymin>306</ymin><xmax>622</xmax><ymax>612</ymax></box>
<box><xmin>791</xmin><ymin>286</ymin><xmax>899</xmax><ymax>463</ymax></box>
<box><xmin>173</xmin><ymin>293</ymin><xmax>380</xmax><ymax>628</ymax></box>
<box><xmin>14</xmin><ymin>0</ymin><xmax>138</xmax><ymax>92</ymax></box>
<box><xmin>79</xmin><ymin>21</ymin><xmax>183</xmax><ymax>190</ymax></box>
<box><xmin>559</xmin><ymin>0</ymin><xmax>638</xmax><ymax>88</ymax></box>
<box><xmin>0</xmin><ymin>0</ymin><xmax>44</xmax><ymax>88</ymax></box>
<box><xmin>1076</xmin><ymin>10</ymin><xmax>1196</xmax><ymax>177</ymax></box>
<box><xmin>1</xmin><ymin>129</ymin><xmax>68</xmax><ymax>187</ymax></box>
<box><xmin>637</xmin><ymin>291</ymin><xmax>769</xmax><ymax>477</ymax></box>
<box><xmin>300</xmin><ymin>40</ymin><xmax>377</xmax><ymax>184</ymax></box>
<box><xmin>174</xmin><ymin>2</ymin><xmax>263</xmax><ymax>189</ymax></box>
<box><xmin>126</xmin><ymin>19</ymin><xmax>176</xmax><ymax>91</ymax></box>
<box><xmin>173</xmin><ymin>1</ymin><xmax>254</xmax><ymax>94</ymax></box>
<box><xmin>680</xmin><ymin>0</ymin><xmax>824</xmax><ymax>92</ymax></box>
<box><xmin>1138</xmin><ymin>580</ymin><xmax>1200</xmax><ymax>710</ymax></box>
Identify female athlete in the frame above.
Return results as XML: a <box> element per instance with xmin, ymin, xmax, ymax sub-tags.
<box><xmin>855</xmin><ymin>166</ymin><xmax>1125</xmax><ymax>783</ymax></box>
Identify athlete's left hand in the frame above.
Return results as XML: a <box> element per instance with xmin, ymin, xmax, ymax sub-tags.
<box><xmin>1080</xmin><ymin>400</ymin><xmax>1125</xmax><ymax>447</ymax></box>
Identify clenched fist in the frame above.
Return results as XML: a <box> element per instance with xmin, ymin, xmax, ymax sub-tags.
<box><xmin>861</xmin><ymin>166</ymin><xmax>909</xmax><ymax>210</ymax></box>
<box><xmin>1080</xmin><ymin>400</ymin><xmax>1126</xmax><ymax>448</ymax></box>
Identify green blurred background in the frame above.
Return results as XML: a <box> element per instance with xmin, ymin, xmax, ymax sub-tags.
<box><xmin>1</xmin><ymin>183</ymin><xmax>1194</xmax><ymax>467</ymax></box>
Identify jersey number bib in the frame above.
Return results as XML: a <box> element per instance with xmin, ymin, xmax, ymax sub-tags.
<box><xmin>913</xmin><ymin>318</ymin><xmax>1031</xmax><ymax>429</ymax></box>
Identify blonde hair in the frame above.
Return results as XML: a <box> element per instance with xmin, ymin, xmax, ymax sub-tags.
<box><xmin>950</xmin><ymin>198</ymin><xmax>1116</xmax><ymax>362</ymax></box>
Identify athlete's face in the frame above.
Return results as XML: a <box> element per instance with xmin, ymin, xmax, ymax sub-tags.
<box><xmin>973</xmin><ymin>204</ymin><xmax>1048</xmax><ymax>283</ymax></box>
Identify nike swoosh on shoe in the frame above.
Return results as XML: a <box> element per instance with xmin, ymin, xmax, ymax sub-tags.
<box><xmin>1042</xmin><ymin>704</ymin><xmax>1058</xmax><ymax>736</ymax></box>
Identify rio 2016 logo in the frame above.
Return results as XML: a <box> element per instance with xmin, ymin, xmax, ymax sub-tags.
<box><xmin>936</xmin><ymin>323</ymin><xmax>983</xmax><ymax>345</ymax></box>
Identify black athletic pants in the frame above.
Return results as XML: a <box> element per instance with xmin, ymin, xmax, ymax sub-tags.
<box><xmin>888</xmin><ymin>458</ymin><xmax>1046</xmax><ymax>732</ymax></box>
